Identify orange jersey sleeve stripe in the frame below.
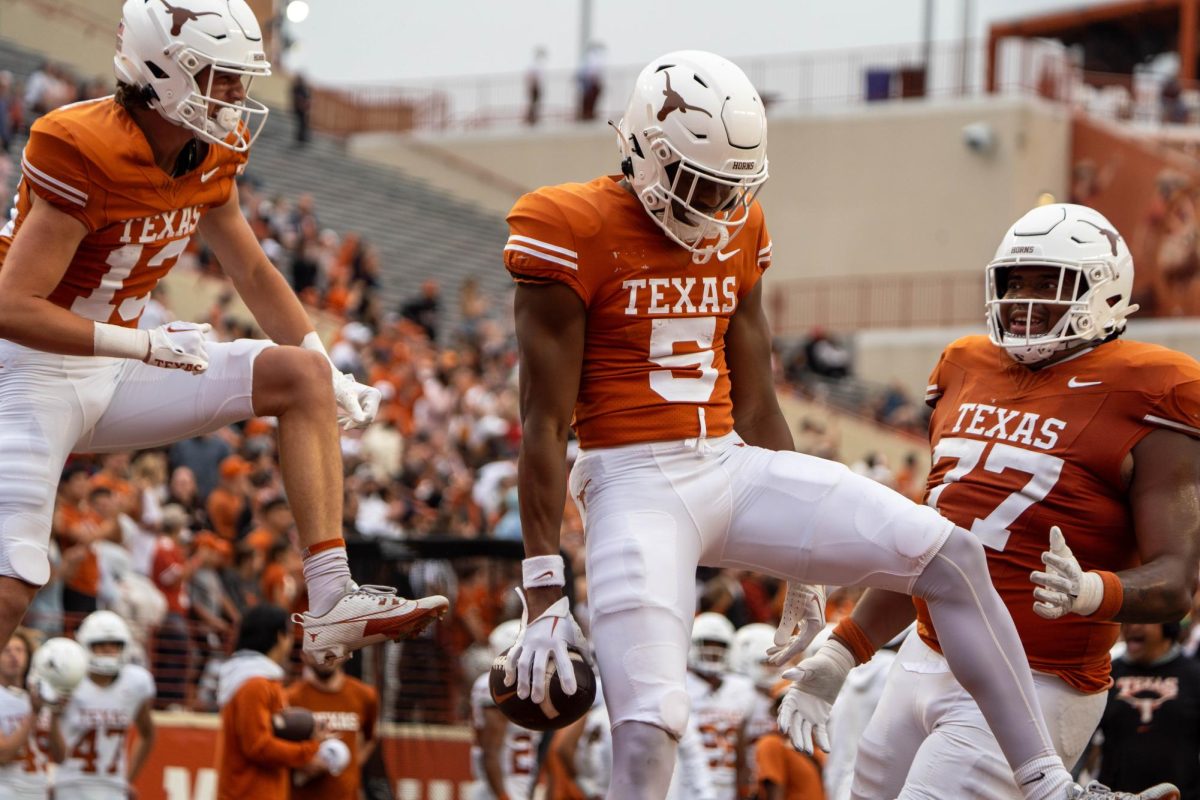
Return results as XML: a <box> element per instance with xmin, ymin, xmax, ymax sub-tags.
<box><xmin>21</xmin><ymin>154</ymin><xmax>88</xmax><ymax>206</ymax></box>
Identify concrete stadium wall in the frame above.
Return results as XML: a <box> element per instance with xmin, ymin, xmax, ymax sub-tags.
<box><xmin>0</xmin><ymin>0</ymin><xmax>121</xmax><ymax>77</ymax></box>
<box><xmin>351</xmin><ymin>96</ymin><xmax>1071</xmax><ymax>287</ymax></box>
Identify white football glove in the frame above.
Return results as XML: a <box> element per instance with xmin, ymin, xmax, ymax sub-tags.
<box><xmin>332</xmin><ymin>371</ymin><xmax>382</xmax><ymax>430</ymax></box>
<box><xmin>767</xmin><ymin>582</ymin><xmax>827</xmax><ymax>667</ymax></box>
<box><xmin>145</xmin><ymin>322</ymin><xmax>211</xmax><ymax>373</ymax></box>
<box><xmin>777</xmin><ymin>638</ymin><xmax>854</xmax><ymax>755</ymax></box>
<box><xmin>1031</xmin><ymin>526</ymin><xmax>1104</xmax><ymax>619</ymax></box>
<box><xmin>502</xmin><ymin>590</ymin><xmax>587</xmax><ymax>704</ymax></box>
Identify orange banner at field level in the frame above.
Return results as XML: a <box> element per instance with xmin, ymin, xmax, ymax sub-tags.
<box><xmin>131</xmin><ymin>712</ymin><xmax>474</xmax><ymax>800</ymax></box>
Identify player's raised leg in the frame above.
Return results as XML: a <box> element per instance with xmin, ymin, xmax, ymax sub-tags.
<box><xmin>250</xmin><ymin>344</ymin><xmax>448</xmax><ymax>663</ymax></box>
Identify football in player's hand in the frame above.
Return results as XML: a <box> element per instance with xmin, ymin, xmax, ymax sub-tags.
<box><xmin>272</xmin><ymin>707</ymin><xmax>315</xmax><ymax>741</ymax></box>
<box><xmin>488</xmin><ymin>645</ymin><xmax>597</xmax><ymax>731</ymax></box>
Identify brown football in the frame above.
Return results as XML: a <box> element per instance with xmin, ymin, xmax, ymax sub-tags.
<box><xmin>488</xmin><ymin>645</ymin><xmax>597</xmax><ymax>731</ymax></box>
<box><xmin>272</xmin><ymin>706</ymin><xmax>315</xmax><ymax>741</ymax></box>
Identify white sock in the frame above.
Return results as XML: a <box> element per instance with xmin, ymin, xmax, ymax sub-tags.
<box><xmin>302</xmin><ymin>542</ymin><xmax>352</xmax><ymax>616</ymax></box>
<box><xmin>1014</xmin><ymin>755</ymin><xmax>1074</xmax><ymax>800</ymax></box>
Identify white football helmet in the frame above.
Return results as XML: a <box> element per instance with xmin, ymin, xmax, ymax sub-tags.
<box><xmin>616</xmin><ymin>50</ymin><xmax>769</xmax><ymax>262</ymax></box>
<box><xmin>488</xmin><ymin>619</ymin><xmax>523</xmax><ymax>658</ymax></box>
<box><xmin>689</xmin><ymin>612</ymin><xmax>736</xmax><ymax>675</ymax></box>
<box><xmin>114</xmin><ymin>0</ymin><xmax>271</xmax><ymax>151</ymax></box>
<box><xmin>76</xmin><ymin>610</ymin><xmax>133</xmax><ymax>676</ymax></box>
<box><xmin>986</xmin><ymin>203</ymin><xmax>1138</xmax><ymax>364</ymax></box>
<box><xmin>29</xmin><ymin>637</ymin><xmax>89</xmax><ymax>695</ymax></box>
<box><xmin>730</xmin><ymin>623</ymin><xmax>779</xmax><ymax>690</ymax></box>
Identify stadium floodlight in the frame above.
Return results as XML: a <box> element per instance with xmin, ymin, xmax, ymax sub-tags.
<box><xmin>286</xmin><ymin>0</ymin><xmax>309</xmax><ymax>23</ymax></box>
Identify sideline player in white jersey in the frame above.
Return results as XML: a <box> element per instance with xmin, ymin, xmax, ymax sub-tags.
<box><xmin>0</xmin><ymin>630</ymin><xmax>48</xmax><ymax>800</ymax></box>
<box><xmin>686</xmin><ymin>614</ymin><xmax>758</xmax><ymax>800</ymax></box>
<box><xmin>469</xmin><ymin>620</ymin><xmax>542</xmax><ymax>800</ymax></box>
<box><xmin>49</xmin><ymin>611</ymin><xmax>155</xmax><ymax>800</ymax></box>
<box><xmin>731</xmin><ymin>623</ymin><xmax>789</xmax><ymax>798</ymax></box>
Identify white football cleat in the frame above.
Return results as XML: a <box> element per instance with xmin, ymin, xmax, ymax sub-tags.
<box><xmin>294</xmin><ymin>583</ymin><xmax>449</xmax><ymax>665</ymax></box>
<box><xmin>1068</xmin><ymin>782</ymin><xmax>1180</xmax><ymax>800</ymax></box>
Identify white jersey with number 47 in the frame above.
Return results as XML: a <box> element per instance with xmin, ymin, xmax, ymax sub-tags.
<box><xmin>55</xmin><ymin>664</ymin><xmax>155</xmax><ymax>800</ymax></box>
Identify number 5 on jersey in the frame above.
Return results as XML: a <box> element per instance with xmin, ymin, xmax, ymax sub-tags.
<box><xmin>648</xmin><ymin>317</ymin><xmax>718</xmax><ymax>403</ymax></box>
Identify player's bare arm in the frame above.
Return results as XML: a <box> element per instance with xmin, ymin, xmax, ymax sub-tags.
<box><xmin>844</xmin><ymin>587</ymin><xmax>918</xmax><ymax>652</ymax></box>
<box><xmin>127</xmin><ymin>699</ymin><xmax>156</xmax><ymax>783</ymax></box>
<box><xmin>480</xmin><ymin>707</ymin><xmax>511</xmax><ymax>798</ymax></box>
<box><xmin>0</xmin><ymin>195</ymin><xmax>91</xmax><ymax>354</ymax></box>
<box><xmin>197</xmin><ymin>183</ymin><xmax>317</xmax><ymax>346</ymax></box>
<box><xmin>553</xmin><ymin>714</ymin><xmax>589</xmax><ymax>782</ymax></box>
<box><xmin>513</xmin><ymin>281</ymin><xmax>585</xmax><ymax>618</ymax></box>
<box><xmin>725</xmin><ymin>281</ymin><xmax>795</xmax><ymax>452</ymax></box>
<box><xmin>1120</xmin><ymin>429</ymin><xmax>1200</xmax><ymax>621</ymax></box>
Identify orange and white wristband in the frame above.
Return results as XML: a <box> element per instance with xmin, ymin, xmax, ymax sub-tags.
<box><xmin>522</xmin><ymin>555</ymin><xmax>565</xmax><ymax>588</ymax></box>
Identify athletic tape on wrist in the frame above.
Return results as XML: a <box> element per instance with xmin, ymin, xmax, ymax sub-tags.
<box><xmin>522</xmin><ymin>555</ymin><xmax>565</xmax><ymax>588</ymax></box>
<box><xmin>93</xmin><ymin>322</ymin><xmax>150</xmax><ymax>360</ymax></box>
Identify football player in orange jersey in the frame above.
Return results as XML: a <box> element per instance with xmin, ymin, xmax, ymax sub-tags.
<box><xmin>500</xmin><ymin>50</ymin><xmax>1153</xmax><ymax>800</ymax></box>
<box><xmin>0</xmin><ymin>0</ymin><xmax>447</xmax><ymax>666</ymax></box>
<box><xmin>785</xmin><ymin>204</ymin><xmax>1197</xmax><ymax>800</ymax></box>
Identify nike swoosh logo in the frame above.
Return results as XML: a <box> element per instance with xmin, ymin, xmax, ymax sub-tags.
<box><xmin>1067</xmin><ymin>377</ymin><xmax>1102</xmax><ymax>388</ymax></box>
<box><xmin>1020</xmin><ymin>771</ymin><xmax>1045</xmax><ymax>786</ymax></box>
<box><xmin>165</xmin><ymin>325</ymin><xmax>192</xmax><ymax>333</ymax></box>
<box><xmin>493</xmin><ymin>688</ymin><xmax>518</xmax><ymax>704</ymax></box>
<box><xmin>715</xmin><ymin>248</ymin><xmax>741</xmax><ymax>262</ymax></box>
<box><xmin>200</xmin><ymin>166</ymin><xmax>221</xmax><ymax>183</ymax></box>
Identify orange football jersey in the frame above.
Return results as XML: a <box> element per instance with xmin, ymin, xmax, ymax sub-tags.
<box><xmin>0</xmin><ymin>96</ymin><xmax>246</xmax><ymax>327</ymax></box>
<box><xmin>286</xmin><ymin>676</ymin><xmax>378</xmax><ymax>800</ymax></box>
<box><xmin>916</xmin><ymin>335</ymin><xmax>1200</xmax><ymax>693</ymax></box>
<box><xmin>504</xmin><ymin>176</ymin><xmax>772</xmax><ymax>448</ymax></box>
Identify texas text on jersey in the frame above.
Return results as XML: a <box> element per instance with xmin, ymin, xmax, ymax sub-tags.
<box><xmin>918</xmin><ymin>335</ymin><xmax>1200</xmax><ymax>692</ymax></box>
<box><xmin>504</xmin><ymin>175</ymin><xmax>772</xmax><ymax>449</ymax></box>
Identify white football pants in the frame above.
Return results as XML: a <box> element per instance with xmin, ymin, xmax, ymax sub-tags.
<box><xmin>569</xmin><ymin>431</ymin><xmax>954</xmax><ymax>737</ymax></box>
<box><xmin>850</xmin><ymin>631</ymin><xmax>1106</xmax><ymax>800</ymax></box>
<box><xmin>0</xmin><ymin>337</ymin><xmax>272</xmax><ymax>585</ymax></box>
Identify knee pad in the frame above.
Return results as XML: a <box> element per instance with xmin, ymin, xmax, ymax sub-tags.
<box><xmin>594</xmin><ymin>609</ymin><xmax>692</xmax><ymax>738</ymax></box>
<box><xmin>914</xmin><ymin>527</ymin><xmax>989</xmax><ymax>604</ymax></box>
<box><xmin>0</xmin><ymin>504</ymin><xmax>52</xmax><ymax>586</ymax></box>
<box><xmin>0</xmin><ymin>446</ymin><xmax>56</xmax><ymax>587</ymax></box>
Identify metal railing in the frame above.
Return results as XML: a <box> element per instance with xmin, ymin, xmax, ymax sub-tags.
<box><xmin>309</xmin><ymin>37</ymin><xmax>1065</xmax><ymax>135</ymax></box>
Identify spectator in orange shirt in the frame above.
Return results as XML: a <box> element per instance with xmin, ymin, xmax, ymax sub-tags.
<box><xmin>261</xmin><ymin>540</ymin><xmax>299</xmax><ymax>609</ymax></box>
<box><xmin>285</xmin><ymin>659</ymin><xmax>378</xmax><ymax>800</ymax></box>
<box><xmin>208</xmin><ymin>456</ymin><xmax>252</xmax><ymax>541</ymax></box>
<box><xmin>216</xmin><ymin>605</ymin><xmax>327</xmax><ymax>800</ymax></box>
<box><xmin>53</xmin><ymin>465</ymin><xmax>116</xmax><ymax>624</ymax></box>
<box><xmin>152</xmin><ymin>504</ymin><xmax>197</xmax><ymax>706</ymax></box>
<box><xmin>245</xmin><ymin>496</ymin><xmax>294</xmax><ymax>556</ymax></box>
<box><xmin>756</xmin><ymin>683</ymin><xmax>827</xmax><ymax>800</ymax></box>
<box><xmin>90</xmin><ymin>451</ymin><xmax>142</xmax><ymax>522</ymax></box>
